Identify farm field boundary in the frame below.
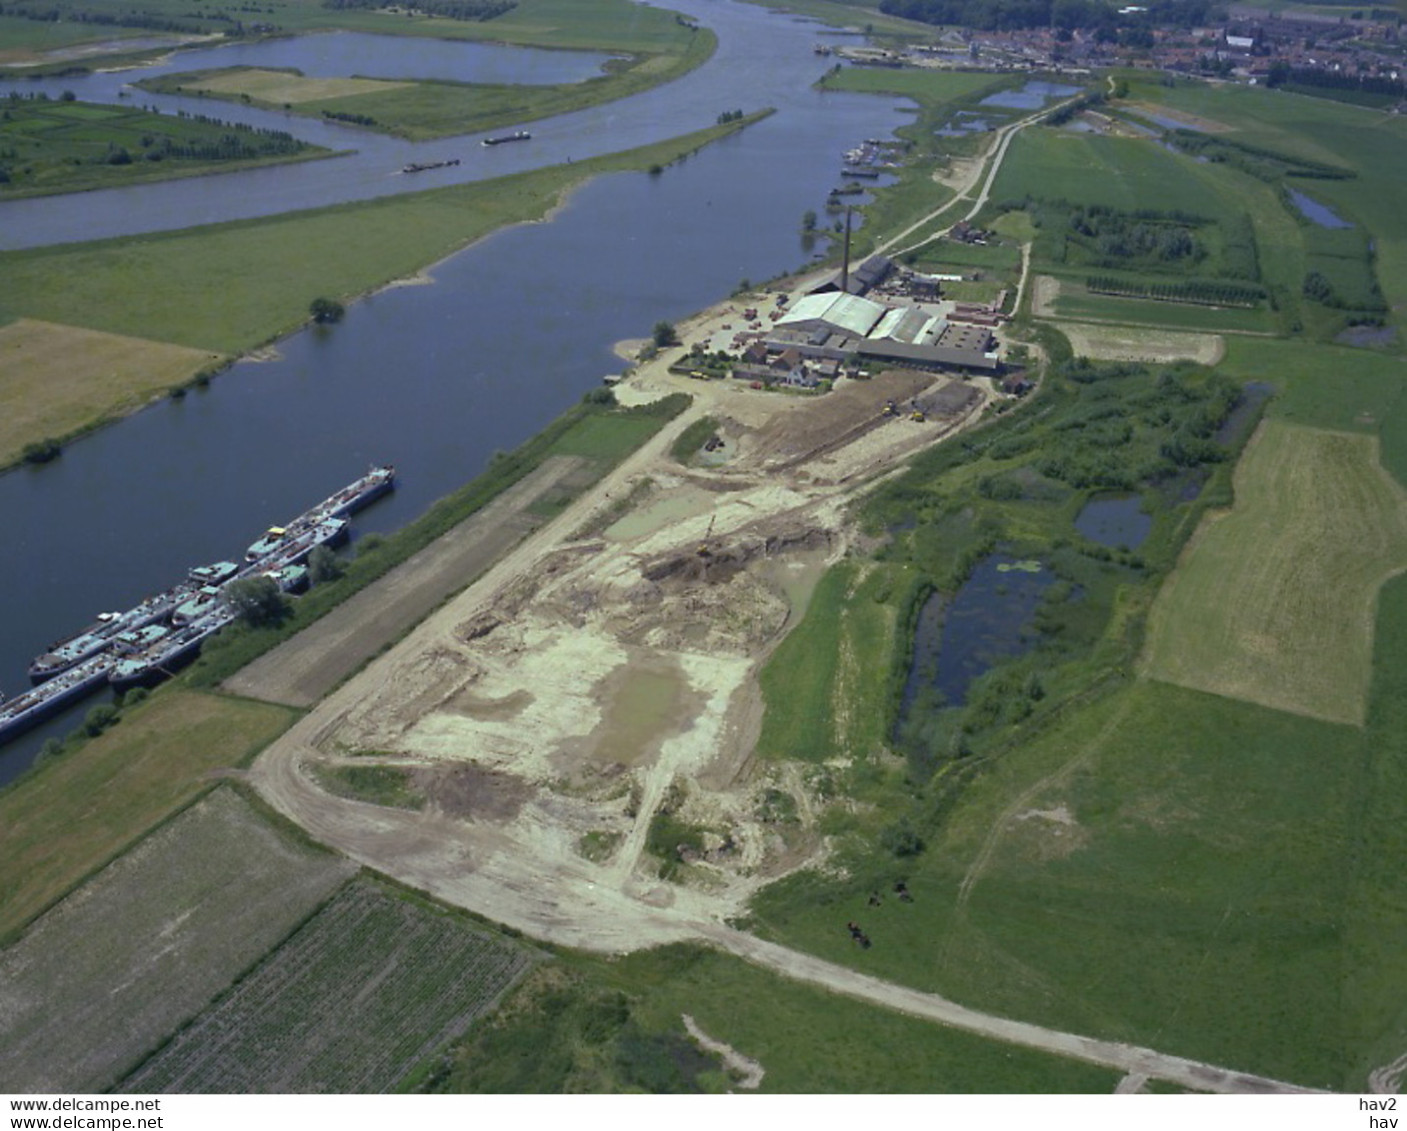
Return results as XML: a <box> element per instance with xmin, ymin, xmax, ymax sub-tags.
<box><xmin>1141</xmin><ymin>418</ymin><xmax>1407</xmax><ymax>725</ymax></box>
<box><xmin>0</xmin><ymin>786</ymin><xmax>354</xmax><ymax>1092</ymax></box>
<box><xmin>119</xmin><ymin>877</ymin><xmax>534</xmax><ymax>1093</ymax></box>
<box><xmin>1054</xmin><ymin>322</ymin><xmax>1224</xmax><ymax>365</ymax></box>
<box><xmin>0</xmin><ymin>689</ymin><xmax>297</xmax><ymax>942</ymax></box>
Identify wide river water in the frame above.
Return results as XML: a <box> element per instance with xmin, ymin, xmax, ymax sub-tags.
<box><xmin>0</xmin><ymin>0</ymin><xmax>913</xmax><ymax>781</ymax></box>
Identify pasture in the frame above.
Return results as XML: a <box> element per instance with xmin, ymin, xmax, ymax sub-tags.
<box><xmin>990</xmin><ymin>129</ymin><xmax>1228</xmax><ymax>217</ymax></box>
<box><xmin>120</xmin><ymin>878</ymin><xmax>533</xmax><ymax>1093</ymax></box>
<box><xmin>754</xmin><ymin>560</ymin><xmax>906</xmax><ymax>765</ymax></box>
<box><xmin>0</xmin><ymin>318</ymin><xmax>224</xmax><ymax>467</ymax></box>
<box><xmin>174</xmin><ymin>67</ymin><xmax>410</xmax><ymax>105</ymax></box>
<box><xmin>749</xmin><ymin>678</ymin><xmax>1373</xmax><ymax>1088</ymax></box>
<box><xmin>0</xmin><ymin>787</ymin><xmax>353</xmax><ymax>1092</ymax></box>
<box><xmin>0</xmin><ymin>690</ymin><xmax>297</xmax><ymax>941</ymax></box>
<box><xmin>1123</xmin><ymin>78</ymin><xmax>1407</xmax><ymax>324</ymax></box>
<box><xmin>1143</xmin><ymin>419</ymin><xmax>1407</xmax><ymax>724</ymax></box>
<box><xmin>1045</xmin><ymin>281</ymin><xmax>1276</xmax><ymax>334</ymax></box>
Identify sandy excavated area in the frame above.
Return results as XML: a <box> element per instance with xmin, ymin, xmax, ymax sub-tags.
<box><xmin>251</xmin><ymin>343</ymin><xmax>989</xmax><ymax>953</ymax></box>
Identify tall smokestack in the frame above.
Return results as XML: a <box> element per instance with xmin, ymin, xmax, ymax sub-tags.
<box><xmin>840</xmin><ymin>207</ymin><xmax>852</xmax><ymax>294</ymax></box>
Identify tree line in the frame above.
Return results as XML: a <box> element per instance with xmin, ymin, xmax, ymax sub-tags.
<box><xmin>1086</xmin><ymin>276</ymin><xmax>1266</xmax><ymax>307</ymax></box>
<box><xmin>320</xmin><ymin>0</ymin><xmax>516</xmax><ymax>20</ymax></box>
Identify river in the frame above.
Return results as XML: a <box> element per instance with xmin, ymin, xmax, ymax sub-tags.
<box><xmin>0</xmin><ymin>0</ymin><xmax>873</xmax><ymax>248</ymax></box>
<box><xmin>0</xmin><ymin>0</ymin><xmax>912</xmax><ymax>782</ymax></box>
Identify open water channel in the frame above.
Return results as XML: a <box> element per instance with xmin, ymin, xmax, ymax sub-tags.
<box><xmin>0</xmin><ymin>0</ymin><xmax>915</xmax><ymax>781</ymax></box>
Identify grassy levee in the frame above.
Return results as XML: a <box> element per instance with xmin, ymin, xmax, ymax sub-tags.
<box><xmin>140</xmin><ymin>26</ymin><xmax>717</xmax><ymax>141</ymax></box>
<box><xmin>1142</xmin><ymin>420</ymin><xmax>1407</xmax><ymax>725</ymax></box>
<box><xmin>438</xmin><ymin>943</ymin><xmax>1122</xmax><ymax>1093</ymax></box>
<box><xmin>0</xmin><ymin>14</ymin><xmax>145</xmax><ymax>58</ymax></box>
<box><xmin>0</xmin><ymin>691</ymin><xmax>298</xmax><ymax>944</ymax></box>
<box><xmin>0</xmin><ymin>112</ymin><xmax>768</xmax><ymax>357</ymax></box>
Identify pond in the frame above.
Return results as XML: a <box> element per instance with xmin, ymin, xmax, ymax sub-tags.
<box><xmin>1134</xmin><ymin>110</ymin><xmax>1204</xmax><ymax>133</ymax></box>
<box><xmin>979</xmin><ymin>80</ymin><xmax>1080</xmax><ymax>110</ymax></box>
<box><xmin>1286</xmin><ymin>188</ymin><xmax>1353</xmax><ymax>230</ymax></box>
<box><xmin>898</xmin><ymin>554</ymin><xmax>1056</xmax><ymax>713</ymax></box>
<box><xmin>935</xmin><ymin>111</ymin><xmax>994</xmax><ymax>137</ymax></box>
<box><xmin>1074</xmin><ymin>494</ymin><xmax>1151</xmax><ymax>550</ymax></box>
<box><xmin>1215</xmin><ymin>381</ymin><xmax>1275</xmax><ymax>446</ymax></box>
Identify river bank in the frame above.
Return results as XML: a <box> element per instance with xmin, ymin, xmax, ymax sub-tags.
<box><xmin>0</xmin><ymin>111</ymin><xmax>773</xmax><ymax>473</ymax></box>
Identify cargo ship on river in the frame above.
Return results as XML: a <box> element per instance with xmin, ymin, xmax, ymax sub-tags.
<box><xmin>482</xmin><ymin>131</ymin><xmax>530</xmax><ymax>146</ymax></box>
<box><xmin>3</xmin><ymin>467</ymin><xmax>394</xmax><ymax>745</ymax></box>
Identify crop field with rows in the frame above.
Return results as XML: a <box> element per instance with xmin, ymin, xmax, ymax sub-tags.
<box><xmin>120</xmin><ymin>879</ymin><xmax>534</xmax><ymax>1093</ymax></box>
<box><xmin>0</xmin><ymin>787</ymin><xmax>354</xmax><ymax>1093</ymax></box>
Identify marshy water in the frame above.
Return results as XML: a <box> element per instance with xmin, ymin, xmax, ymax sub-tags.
<box><xmin>1074</xmin><ymin>494</ymin><xmax>1152</xmax><ymax>550</ymax></box>
<box><xmin>898</xmin><ymin>555</ymin><xmax>1056</xmax><ymax>716</ymax></box>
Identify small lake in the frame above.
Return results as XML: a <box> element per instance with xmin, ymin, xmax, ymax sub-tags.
<box><xmin>898</xmin><ymin>554</ymin><xmax>1056</xmax><ymax>713</ymax></box>
<box><xmin>1286</xmin><ymin>188</ymin><xmax>1353</xmax><ymax>229</ymax></box>
<box><xmin>979</xmin><ymin>80</ymin><xmax>1080</xmax><ymax>110</ymax></box>
<box><xmin>1074</xmin><ymin>494</ymin><xmax>1150</xmax><ymax>550</ymax></box>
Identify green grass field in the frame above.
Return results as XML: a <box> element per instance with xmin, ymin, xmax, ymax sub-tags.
<box><xmin>1121</xmin><ymin>78</ymin><xmax>1407</xmax><ymax>332</ymax></box>
<box><xmin>754</xmin><ymin>560</ymin><xmax>908</xmax><ymax>765</ymax></box>
<box><xmin>1049</xmin><ymin>282</ymin><xmax>1278</xmax><ymax>334</ymax></box>
<box><xmin>750</xmin><ymin>677</ymin><xmax>1376</xmax><ymax>1088</ymax></box>
<box><xmin>0</xmin><ymin>96</ymin><xmax>326</xmax><ymax>198</ymax></box>
<box><xmin>991</xmin><ymin>129</ymin><xmax>1229</xmax><ymax>216</ymax></box>
<box><xmin>1142</xmin><ymin>419</ymin><xmax>1407</xmax><ymax>725</ymax></box>
<box><xmin>0</xmin><ymin>15</ymin><xmax>144</xmax><ymax>59</ymax></box>
<box><xmin>1220</xmin><ymin>337</ymin><xmax>1406</xmax><ymax>434</ymax></box>
<box><xmin>443</xmin><ymin>943</ymin><xmax>1122</xmax><ymax>1092</ymax></box>
<box><xmin>0</xmin><ymin>690</ymin><xmax>297</xmax><ymax>942</ymax></box>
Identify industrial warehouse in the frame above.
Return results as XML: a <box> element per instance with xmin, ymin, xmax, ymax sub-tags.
<box><xmin>716</xmin><ymin>254</ymin><xmax>1006</xmax><ymax>390</ymax></box>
